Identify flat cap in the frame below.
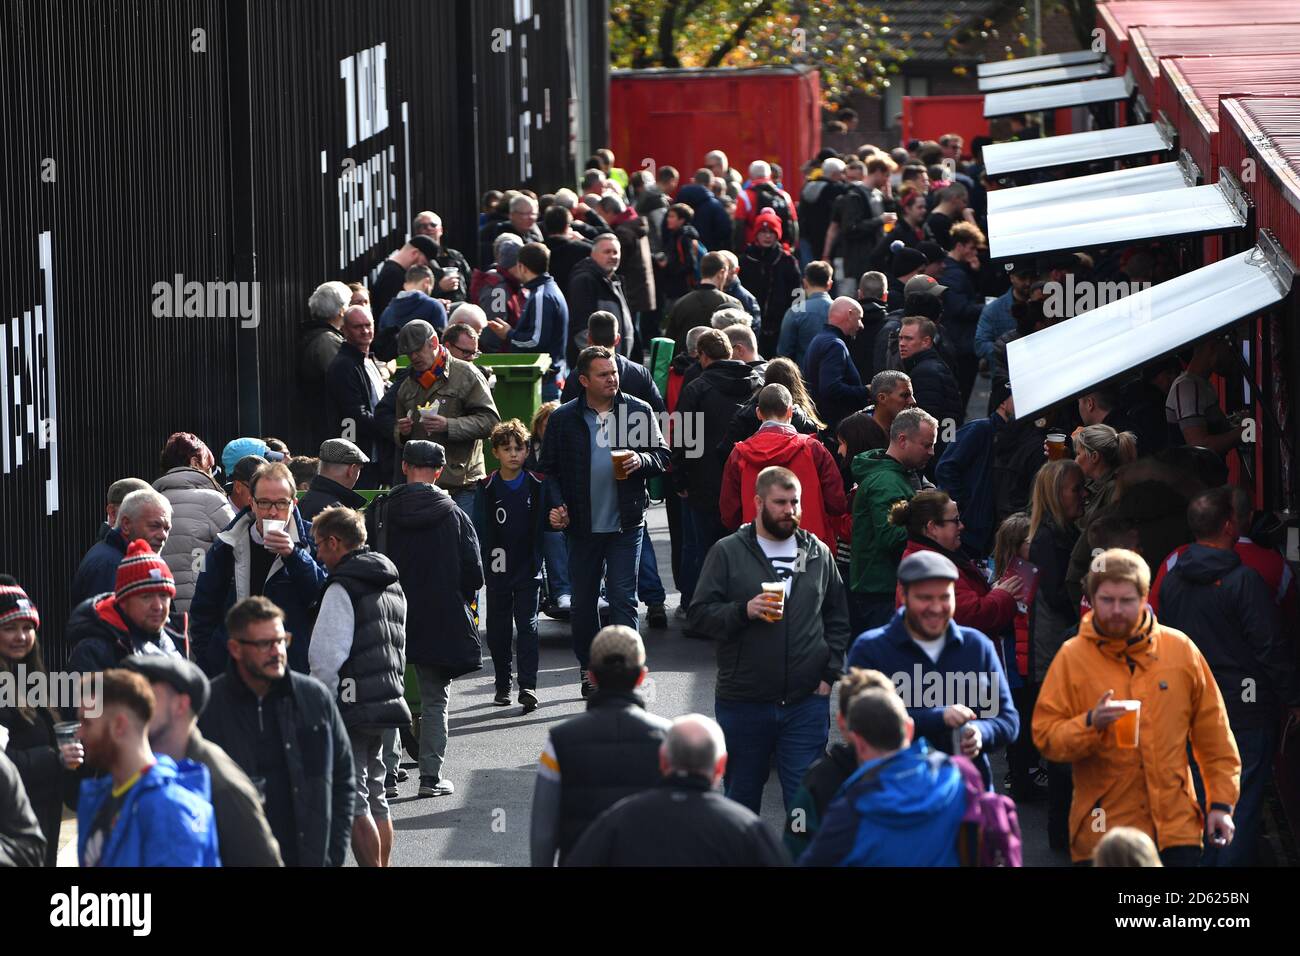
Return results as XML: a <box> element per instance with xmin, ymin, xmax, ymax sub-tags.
<box><xmin>402</xmin><ymin>439</ymin><xmax>446</xmax><ymax>468</ymax></box>
<box><xmin>397</xmin><ymin>319</ymin><xmax>437</xmax><ymax>356</ymax></box>
<box><xmin>319</xmin><ymin>438</ymin><xmax>370</xmax><ymax>465</ymax></box>
<box><xmin>897</xmin><ymin>550</ymin><xmax>959</xmax><ymax>585</ymax></box>
<box><xmin>121</xmin><ymin>654</ymin><xmax>211</xmax><ymax>717</ymax></box>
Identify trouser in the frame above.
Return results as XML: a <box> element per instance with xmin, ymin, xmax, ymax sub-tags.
<box><xmin>679</xmin><ymin>502</ymin><xmax>727</xmax><ymax>608</ymax></box>
<box><xmin>381</xmin><ymin>728</ymin><xmax>400</xmax><ymax>777</ymax></box>
<box><xmin>1047</xmin><ymin>759</ymin><xmax>1072</xmax><ymax>852</ymax></box>
<box><xmin>635</xmin><ymin>524</ymin><xmax>666</xmax><ymax>605</ymax></box>
<box><xmin>413</xmin><ymin>664</ymin><xmax>452</xmax><ymax>783</ymax></box>
<box><xmin>1195</xmin><ymin>721</ymin><xmax>1276</xmax><ymax>867</ymax></box>
<box><xmin>715</xmin><ymin>693</ymin><xmax>831</xmax><ymax>815</ymax></box>
<box><xmin>568</xmin><ymin>526</ymin><xmax>643</xmax><ymax>669</ymax></box>
<box><xmin>451</xmin><ymin>488</ymin><xmax>476</xmax><ymax>516</ymax></box>
<box><xmin>665</xmin><ymin>493</ymin><xmax>683</xmax><ymax>587</ymax></box>
<box><xmin>639</xmin><ymin>307</ymin><xmax>663</xmax><ymax>347</ymax></box>
<box><xmin>1160</xmin><ymin>845</ymin><xmax>1203</xmax><ymax>867</ymax></box>
<box><xmin>486</xmin><ymin>581</ymin><xmax>541</xmax><ymax>691</ymax></box>
<box><xmin>849</xmin><ymin>591</ymin><xmax>897</xmax><ymax>636</ymax></box>
<box><xmin>542</xmin><ymin>530</ymin><xmax>571</xmax><ymax>599</ymax></box>
<box><xmin>542</xmin><ymin>371</ymin><xmax>560</xmax><ymax>403</ymax></box>
<box><xmin>955</xmin><ymin>351</ymin><xmax>980</xmax><ymax>412</ymax></box>
<box><xmin>1007</xmin><ymin>683</ymin><xmax>1041</xmax><ymax>786</ymax></box>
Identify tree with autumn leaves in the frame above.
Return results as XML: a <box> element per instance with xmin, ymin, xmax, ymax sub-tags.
<box><xmin>609</xmin><ymin>1</ymin><xmax>1098</xmax><ymax>105</ymax></box>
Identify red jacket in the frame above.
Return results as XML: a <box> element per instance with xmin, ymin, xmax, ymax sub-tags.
<box><xmin>719</xmin><ymin>423</ymin><xmax>846</xmax><ymax>550</ymax></box>
<box><xmin>893</xmin><ymin>539</ymin><xmax>1018</xmax><ymax>637</ymax></box>
<box><xmin>1150</xmin><ymin>537</ymin><xmax>1298</xmax><ymax>626</ymax></box>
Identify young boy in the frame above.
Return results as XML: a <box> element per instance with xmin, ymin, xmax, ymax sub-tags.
<box><xmin>474</xmin><ymin>419</ymin><xmax>548</xmax><ymax>712</ymax></box>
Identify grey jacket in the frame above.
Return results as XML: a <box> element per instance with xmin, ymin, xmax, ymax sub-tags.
<box><xmin>186</xmin><ymin>727</ymin><xmax>283</xmax><ymax>867</ymax></box>
<box><xmin>688</xmin><ymin>524</ymin><xmax>850</xmax><ymax>705</ymax></box>
<box><xmin>155</xmin><ymin>467</ymin><xmax>236</xmax><ymax>612</ymax></box>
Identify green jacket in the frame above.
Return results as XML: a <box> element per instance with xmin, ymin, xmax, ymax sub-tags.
<box><xmin>849</xmin><ymin>449</ymin><xmax>914</xmax><ymax>595</ymax></box>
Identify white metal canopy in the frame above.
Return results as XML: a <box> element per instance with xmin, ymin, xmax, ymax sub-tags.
<box><xmin>978</xmin><ymin>61</ymin><xmax>1111</xmax><ymax>93</ymax></box>
<box><xmin>1006</xmin><ymin>238</ymin><xmax>1295</xmax><ymax>417</ymax></box>
<box><xmin>987</xmin><ymin>161</ymin><xmax>1189</xmax><ymax>214</ymax></box>
<box><xmin>987</xmin><ymin>177</ymin><xmax>1246</xmax><ymax>260</ymax></box>
<box><xmin>984</xmin><ymin>75</ymin><xmax>1131</xmax><ymax>118</ymax></box>
<box><xmin>978</xmin><ymin>50</ymin><xmax>1103</xmax><ymax>78</ymax></box>
<box><xmin>983</xmin><ymin>122</ymin><xmax>1174</xmax><ymax>176</ymax></box>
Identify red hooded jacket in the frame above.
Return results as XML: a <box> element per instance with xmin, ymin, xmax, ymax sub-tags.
<box><xmin>719</xmin><ymin>422</ymin><xmax>847</xmax><ymax>549</ymax></box>
<box><xmin>893</xmin><ymin>538</ymin><xmax>1019</xmax><ymax>639</ymax></box>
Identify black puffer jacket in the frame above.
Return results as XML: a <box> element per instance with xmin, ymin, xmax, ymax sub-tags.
<box><xmin>547</xmin><ymin>690</ymin><xmax>670</xmax><ymax>861</ymax></box>
<box><xmin>65</xmin><ymin>595</ymin><xmax>185</xmax><ymax>674</ymax></box>
<box><xmin>326</xmin><ymin>548</ymin><xmax>412</xmax><ymax>731</ymax></box>
<box><xmin>903</xmin><ymin>347</ymin><xmax>963</xmax><ymax>460</ymax></box>
<box><xmin>368</xmin><ymin>482</ymin><xmax>483</xmax><ymax>677</ymax></box>
<box><xmin>671</xmin><ymin>360</ymin><xmax>761</xmax><ymax>502</ymax></box>
<box><xmin>0</xmin><ymin>697</ymin><xmax>71</xmax><ymax>866</ymax></box>
<box><xmin>1157</xmin><ymin>543</ymin><xmax>1294</xmax><ymax>728</ymax></box>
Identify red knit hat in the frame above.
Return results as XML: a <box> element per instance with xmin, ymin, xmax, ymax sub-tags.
<box><xmin>754</xmin><ymin>208</ymin><xmax>784</xmax><ymax>240</ymax></box>
<box><xmin>114</xmin><ymin>540</ymin><xmax>176</xmax><ymax>601</ymax></box>
<box><xmin>0</xmin><ymin>583</ymin><xmax>39</xmax><ymax>629</ymax></box>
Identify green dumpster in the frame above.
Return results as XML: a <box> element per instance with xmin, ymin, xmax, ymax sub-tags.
<box><xmin>474</xmin><ymin>353</ymin><xmax>552</xmax><ymax>471</ymax></box>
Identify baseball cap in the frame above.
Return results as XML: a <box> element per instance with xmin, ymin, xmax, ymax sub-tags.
<box><xmin>319</xmin><ymin>438</ymin><xmax>370</xmax><ymax>465</ymax></box>
<box><xmin>122</xmin><ymin>654</ymin><xmax>211</xmax><ymax>717</ymax></box>
<box><xmin>409</xmin><ymin>234</ymin><xmax>440</xmax><ymax>261</ymax></box>
<box><xmin>897</xmin><ymin>550</ymin><xmax>959</xmax><ymax>585</ymax></box>
<box><xmin>904</xmin><ymin>274</ymin><xmax>947</xmax><ymax>297</ymax></box>
<box><xmin>403</xmin><ymin>440</ymin><xmax>446</xmax><ymax>468</ymax></box>
<box><xmin>221</xmin><ymin>437</ymin><xmax>284</xmax><ymax>476</ymax></box>
<box><xmin>589</xmin><ymin>625</ymin><xmax>646</xmax><ymax>672</ymax></box>
<box><xmin>916</xmin><ymin>241</ymin><xmax>946</xmax><ymax>265</ymax></box>
<box><xmin>224</xmin><ymin>454</ymin><xmax>267</xmax><ymax>494</ymax></box>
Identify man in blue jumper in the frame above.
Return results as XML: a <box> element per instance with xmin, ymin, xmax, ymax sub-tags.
<box><xmin>804</xmin><ymin>296</ymin><xmax>869</xmax><ymax>431</ymax></box>
<box><xmin>846</xmin><ymin>550</ymin><xmax>1017</xmax><ymax>789</ymax></box>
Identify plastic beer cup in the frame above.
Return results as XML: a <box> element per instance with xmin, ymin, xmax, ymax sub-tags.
<box><xmin>1045</xmin><ymin>433</ymin><xmax>1068</xmax><ymax>460</ymax></box>
<box><xmin>1113</xmin><ymin>700</ymin><xmax>1140</xmax><ymax>749</ymax></box>
<box><xmin>761</xmin><ymin>582</ymin><xmax>785</xmax><ymax>622</ymax></box>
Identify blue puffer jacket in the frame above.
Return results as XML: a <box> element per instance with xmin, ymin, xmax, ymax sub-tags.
<box><xmin>799</xmin><ymin>739</ymin><xmax>967</xmax><ymax>867</ymax></box>
<box><xmin>77</xmin><ymin>756</ymin><xmax>220</xmax><ymax>867</ymax></box>
<box><xmin>189</xmin><ymin>506</ymin><xmax>328</xmax><ymax>676</ymax></box>
<box><xmin>847</xmin><ymin>610</ymin><xmax>1018</xmax><ymax>788</ymax></box>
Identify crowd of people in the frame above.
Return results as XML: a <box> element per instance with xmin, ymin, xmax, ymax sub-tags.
<box><xmin>1</xmin><ymin>136</ymin><xmax>1294</xmax><ymax>870</ymax></box>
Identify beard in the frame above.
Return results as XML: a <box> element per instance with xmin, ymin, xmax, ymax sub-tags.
<box><xmin>759</xmin><ymin>506</ymin><xmax>799</xmax><ymax>540</ymax></box>
<box><xmin>1094</xmin><ymin>611</ymin><xmax>1140</xmax><ymax>638</ymax></box>
<box><xmin>81</xmin><ymin>731</ymin><xmax>116</xmax><ymax>773</ymax></box>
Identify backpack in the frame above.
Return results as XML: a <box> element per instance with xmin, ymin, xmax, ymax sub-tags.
<box><xmin>364</xmin><ymin>491</ymin><xmax>392</xmax><ymax>555</ymax></box>
<box><xmin>952</xmin><ymin>755</ymin><xmax>1023</xmax><ymax>867</ymax></box>
<box><xmin>752</xmin><ymin>181</ymin><xmax>795</xmax><ymax>243</ymax></box>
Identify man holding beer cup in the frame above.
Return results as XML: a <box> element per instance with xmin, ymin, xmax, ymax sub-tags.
<box><xmin>1033</xmin><ymin>548</ymin><xmax>1241</xmax><ymax>866</ymax></box>
<box><xmin>688</xmin><ymin>466</ymin><xmax>851</xmax><ymax>816</ymax></box>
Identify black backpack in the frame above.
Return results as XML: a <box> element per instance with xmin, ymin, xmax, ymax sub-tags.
<box><xmin>752</xmin><ymin>181</ymin><xmax>796</xmax><ymax>245</ymax></box>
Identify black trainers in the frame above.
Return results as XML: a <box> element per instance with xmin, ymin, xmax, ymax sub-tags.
<box><xmin>395</xmin><ymin>768</ymin><xmax>409</xmax><ymax>783</ymax></box>
<box><xmin>647</xmin><ymin>603</ymin><xmax>668</xmax><ymax>629</ymax></box>
<box><xmin>493</xmin><ymin>688</ymin><xmax>512</xmax><ymax>706</ymax></box>
<box><xmin>519</xmin><ymin>688</ymin><xmax>538</xmax><ymax>713</ymax></box>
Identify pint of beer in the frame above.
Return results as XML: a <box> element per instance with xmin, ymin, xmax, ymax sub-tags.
<box><xmin>612</xmin><ymin>449</ymin><xmax>637</xmax><ymax>480</ymax></box>
<box><xmin>1045</xmin><ymin>433</ymin><xmax>1068</xmax><ymax>460</ymax></box>
<box><xmin>761</xmin><ymin>582</ymin><xmax>785</xmax><ymax>622</ymax></box>
<box><xmin>1113</xmin><ymin>700</ymin><xmax>1141</xmax><ymax>749</ymax></box>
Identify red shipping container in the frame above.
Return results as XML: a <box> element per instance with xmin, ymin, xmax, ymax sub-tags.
<box><xmin>1131</xmin><ymin>24</ymin><xmax>1300</xmax><ymax>123</ymax></box>
<box><xmin>902</xmin><ymin>95</ymin><xmax>989</xmax><ymax>154</ymax></box>
<box><xmin>610</xmin><ymin>66</ymin><xmax>821</xmax><ymax>200</ymax></box>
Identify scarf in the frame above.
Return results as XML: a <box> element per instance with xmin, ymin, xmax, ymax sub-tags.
<box><xmin>418</xmin><ymin>344</ymin><xmax>453</xmax><ymax>388</ymax></box>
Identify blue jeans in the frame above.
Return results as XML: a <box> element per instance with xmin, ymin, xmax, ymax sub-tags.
<box><xmin>542</xmin><ymin>371</ymin><xmax>559</xmax><ymax>403</ymax></box>
<box><xmin>568</xmin><ymin>526</ymin><xmax>643</xmax><ymax>668</ymax></box>
<box><xmin>451</xmin><ymin>488</ymin><xmax>476</xmax><ymax>516</ymax></box>
<box><xmin>542</xmin><ymin>530</ymin><xmax>571</xmax><ymax>599</ymax></box>
<box><xmin>486</xmin><ymin>581</ymin><xmax>540</xmax><ymax>691</ymax></box>
<box><xmin>714</xmin><ymin>693</ymin><xmax>831</xmax><ymax>815</ymax></box>
<box><xmin>636</xmin><ymin>524</ymin><xmax>666</xmax><ymax>605</ymax></box>
<box><xmin>679</xmin><ymin>502</ymin><xmax>727</xmax><ymax>608</ymax></box>
<box><xmin>1196</xmin><ymin>722</ymin><xmax>1276</xmax><ymax>867</ymax></box>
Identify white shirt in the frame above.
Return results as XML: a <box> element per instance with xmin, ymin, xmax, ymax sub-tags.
<box><xmin>757</xmin><ymin>533</ymin><xmax>799</xmax><ymax>597</ymax></box>
<box><xmin>912</xmin><ymin>634</ymin><xmax>946</xmax><ymax>664</ymax></box>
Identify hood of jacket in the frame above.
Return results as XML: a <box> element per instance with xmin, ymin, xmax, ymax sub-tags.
<box><xmin>848</xmin><ymin>740</ymin><xmax>965</xmax><ymax>827</ymax></box>
<box><xmin>329</xmin><ymin>546</ymin><xmax>401</xmax><ymax>590</ymax></box>
<box><xmin>386</xmin><ymin>290</ymin><xmax>442</xmax><ymax>323</ymax></box>
<box><xmin>701</xmin><ymin>359</ymin><xmax>760</xmax><ymax>399</ymax></box>
<box><xmin>154</xmin><ymin>466</ymin><xmax>225</xmax><ymax>496</ymax></box>
<box><xmin>852</xmin><ymin>447</ymin><xmax>907</xmax><ymax>484</ymax></box>
<box><xmin>735</xmin><ymin>423</ymin><xmax>809</xmax><ymax>469</ymax></box>
<box><xmin>1076</xmin><ymin>605</ymin><xmax>1157</xmax><ymax>666</ymax></box>
<box><xmin>385</xmin><ymin>481</ymin><xmax>460</xmax><ymax>530</ymax></box>
<box><xmin>1170</xmin><ymin>542</ymin><xmax>1241</xmax><ymax>585</ymax></box>
<box><xmin>611</xmin><ymin>207</ymin><xmax>644</xmax><ymax>232</ymax></box>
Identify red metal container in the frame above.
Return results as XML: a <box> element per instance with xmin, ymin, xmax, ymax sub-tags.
<box><xmin>610</xmin><ymin>66</ymin><xmax>821</xmax><ymax>199</ymax></box>
<box><xmin>905</xmin><ymin>94</ymin><xmax>1076</xmax><ymax>147</ymax></box>
<box><xmin>1096</xmin><ymin>1</ymin><xmax>1300</xmax><ymax>80</ymax></box>
<box><xmin>1131</xmin><ymin>24</ymin><xmax>1300</xmax><ymax>122</ymax></box>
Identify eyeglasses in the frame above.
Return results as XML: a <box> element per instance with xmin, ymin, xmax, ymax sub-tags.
<box><xmin>235</xmin><ymin>633</ymin><xmax>293</xmax><ymax>651</ymax></box>
<box><xmin>934</xmin><ymin>517</ymin><xmax>963</xmax><ymax>526</ymax></box>
<box><xmin>254</xmin><ymin>498</ymin><xmax>294</xmax><ymax>512</ymax></box>
<box><xmin>450</xmin><ymin>345</ymin><xmax>481</xmax><ymax>359</ymax></box>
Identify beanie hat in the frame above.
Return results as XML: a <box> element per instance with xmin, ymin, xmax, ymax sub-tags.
<box><xmin>891</xmin><ymin>246</ymin><xmax>926</xmax><ymax>278</ymax></box>
<box><xmin>115</xmin><ymin>540</ymin><xmax>177</xmax><ymax>601</ymax></box>
<box><xmin>754</xmin><ymin>208</ymin><xmax>784</xmax><ymax>240</ymax></box>
<box><xmin>0</xmin><ymin>582</ymin><xmax>39</xmax><ymax>629</ymax></box>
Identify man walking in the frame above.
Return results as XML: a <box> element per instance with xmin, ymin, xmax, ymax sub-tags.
<box><xmin>689</xmin><ymin>466</ymin><xmax>850</xmax><ymax>814</ymax></box>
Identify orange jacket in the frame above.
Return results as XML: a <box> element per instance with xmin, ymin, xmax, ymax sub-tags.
<box><xmin>1032</xmin><ymin>607</ymin><xmax>1241</xmax><ymax>863</ymax></box>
